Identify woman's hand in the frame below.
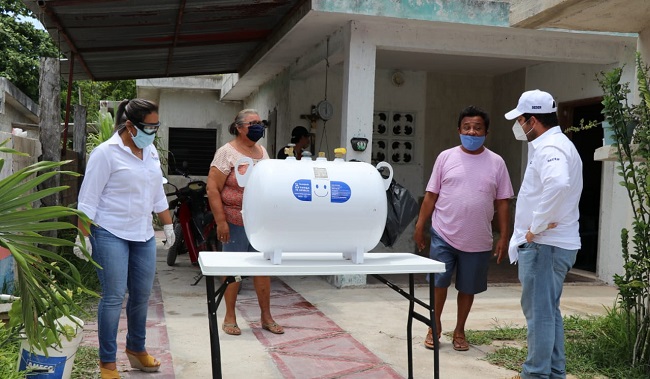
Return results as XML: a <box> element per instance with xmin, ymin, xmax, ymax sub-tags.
<box><xmin>163</xmin><ymin>224</ymin><xmax>175</xmax><ymax>249</ymax></box>
<box><xmin>217</xmin><ymin>221</ymin><xmax>230</xmax><ymax>243</ymax></box>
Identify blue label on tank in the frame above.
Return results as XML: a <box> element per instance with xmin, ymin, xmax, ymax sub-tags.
<box><xmin>330</xmin><ymin>181</ymin><xmax>351</xmax><ymax>203</ymax></box>
<box><xmin>19</xmin><ymin>349</ymin><xmax>67</xmax><ymax>377</ymax></box>
<box><xmin>293</xmin><ymin>179</ymin><xmax>312</xmax><ymax>201</ymax></box>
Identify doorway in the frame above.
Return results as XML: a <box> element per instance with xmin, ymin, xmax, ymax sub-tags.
<box><xmin>559</xmin><ymin>100</ymin><xmax>603</xmax><ymax>272</ymax></box>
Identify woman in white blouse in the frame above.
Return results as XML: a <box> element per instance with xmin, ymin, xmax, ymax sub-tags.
<box><xmin>77</xmin><ymin>99</ymin><xmax>174</xmax><ymax>379</ymax></box>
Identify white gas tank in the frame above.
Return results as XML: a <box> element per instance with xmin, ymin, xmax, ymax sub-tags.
<box><xmin>236</xmin><ymin>153</ymin><xmax>392</xmax><ymax>264</ymax></box>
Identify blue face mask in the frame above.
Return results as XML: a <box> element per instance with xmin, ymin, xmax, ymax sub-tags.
<box><xmin>246</xmin><ymin>124</ymin><xmax>265</xmax><ymax>142</ymax></box>
<box><xmin>459</xmin><ymin>134</ymin><xmax>485</xmax><ymax>151</ymax></box>
<box><xmin>129</xmin><ymin>128</ymin><xmax>156</xmax><ymax>149</ymax></box>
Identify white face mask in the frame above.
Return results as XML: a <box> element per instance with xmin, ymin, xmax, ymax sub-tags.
<box><xmin>512</xmin><ymin>119</ymin><xmax>532</xmax><ymax>141</ymax></box>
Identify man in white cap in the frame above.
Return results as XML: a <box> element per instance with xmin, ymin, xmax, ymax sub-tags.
<box><xmin>504</xmin><ymin>89</ymin><xmax>583</xmax><ymax>379</ymax></box>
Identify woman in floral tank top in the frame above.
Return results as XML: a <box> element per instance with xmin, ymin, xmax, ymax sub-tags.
<box><xmin>206</xmin><ymin>109</ymin><xmax>284</xmax><ymax>336</ymax></box>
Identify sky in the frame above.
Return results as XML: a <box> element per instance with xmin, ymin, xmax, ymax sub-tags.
<box><xmin>16</xmin><ymin>14</ymin><xmax>45</xmax><ymax>30</ymax></box>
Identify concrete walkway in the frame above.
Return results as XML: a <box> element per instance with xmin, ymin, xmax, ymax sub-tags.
<box><xmin>82</xmin><ymin>235</ymin><xmax>619</xmax><ymax>378</ymax></box>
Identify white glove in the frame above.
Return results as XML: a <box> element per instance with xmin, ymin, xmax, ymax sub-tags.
<box><xmin>163</xmin><ymin>224</ymin><xmax>175</xmax><ymax>249</ymax></box>
<box><xmin>73</xmin><ymin>235</ymin><xmax>91</xmax><ymax>262</ymax></box>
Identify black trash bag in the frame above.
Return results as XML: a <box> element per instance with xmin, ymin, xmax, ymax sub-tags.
<box><xmin>380</xmin><ymin>179</ymin><xmax>419</xmax><ymax>247</ymax></box>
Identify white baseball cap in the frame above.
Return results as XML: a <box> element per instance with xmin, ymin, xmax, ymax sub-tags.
<box><xmin>504</xmin><ymin>89</ymin><xmax>557</xmax><ymax>120</ymax></box>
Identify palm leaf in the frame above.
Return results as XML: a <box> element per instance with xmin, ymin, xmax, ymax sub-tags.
<box><xmin>0</xmin><ymin>142</ymin><xmax>98</xmax><ymax>352</ymax></box>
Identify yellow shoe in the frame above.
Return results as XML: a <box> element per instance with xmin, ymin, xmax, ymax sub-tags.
<box><xmin>125</xmin><ymin>350</ymin><xmax>161</xmax><ymax>372</ymax></box>
<box><xmin>99</xmin><ymin>366</ymin><xmax>120</xmax><ymax>379</ymax></box>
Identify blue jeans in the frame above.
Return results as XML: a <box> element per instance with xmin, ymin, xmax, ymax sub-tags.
<box><xmin>518</xmin><ymin>242</ymin><xmax>577</xmax><ymax>379</ymax></box>
<box><xmin>90</xmin><ymin>226</ymin><xmax>157</xmax><ymax>363</ymax></box>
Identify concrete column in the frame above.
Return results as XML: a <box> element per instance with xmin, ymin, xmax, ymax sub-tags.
<box><xmin>326</xmin><ymin>21</ymin><xmax>377</xmax><ymax>288</ymax></box>
<box><xmin>340</xmin><ymin>20</ymin><xmax>376</xmax><ymax>163</ymax></box>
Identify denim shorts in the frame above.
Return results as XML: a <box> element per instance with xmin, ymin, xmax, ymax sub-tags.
<box><xmin>429</xmin><ymin>228</ymin><xmax>491</xmax><ymax>294</ymax></box>
<box><xmin>222</xmin><ymin>223</ymin><xmax>257</xmax><ymax>252</ymax></box>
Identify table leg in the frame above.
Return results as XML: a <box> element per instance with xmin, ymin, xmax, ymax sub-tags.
<box><xmin>370</xmin><ymin>274</ymin><xmax>438</xmax><ymax>379</ymax></box>
<box><xmin>206</xmin><ymin>276</ymin><xmax>242</xmax><ymax>379</ymax></box>
<box><xmin>430</xmin><ymin>273</ymin><xmax>439</xmax><ymax>379</ymax></box>
<box><xmin>407</xmin><ymin>274</ymin><xmax>415</xmax><ymax>379</ymax></box>
<box><xmin>206</xmin><ymin>275</ymin><xmax>222</xmax><ymax>379</ymax></box>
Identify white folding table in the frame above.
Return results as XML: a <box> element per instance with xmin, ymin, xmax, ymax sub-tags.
<box><xmin>199</xmin><ymin>252</ymin><xmax>445</xmax><ymax>379</ymax></box>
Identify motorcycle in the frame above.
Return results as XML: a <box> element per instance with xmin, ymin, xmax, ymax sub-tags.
<box><xmin>165</xmin><ymin>163</ymin><xmax>220</xmax><ymax>268</ymax></box>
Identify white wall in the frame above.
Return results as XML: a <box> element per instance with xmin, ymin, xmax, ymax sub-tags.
<box><xmin>289</xmin><ymin>68</ymin><xmax>344</xmax><ymax>160</ymax></box>
<box><xmin>245</xmin><ymin>70</ymin><xmax>292</xmax><ymax>158</ymax></box>
<box><xmin>0</xmin><ymin>78</ymin><xmax>39</xmax><ymax>135</ymax></box>
<box><xmin>152</xmin><ymin>88</ymin><xmax>240</xmax><ymax>188</ymax></box>
<box><xmin>373</xmin><ymin>69</ymin><xmax>427</xmax><ymax>253</ymax></box>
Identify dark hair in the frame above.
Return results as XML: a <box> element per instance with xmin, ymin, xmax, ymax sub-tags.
<box><xmin>457</xmin><ymin>106</ymin><xmax>490</xmax><ymax>132</ymax></box>
<box><xmin>115</xmin><ymin>99</ymin><xmax>158</xmax><ymax>133</ymax></box>
<box><xmin>290</xmin><ymin>126</ymin><xmax>309</xmax><ymax>144</ymax></box>
<box><xmin>228</xmin><ymin>108</ymin><xmax>259</xmax><ymax>136</ymax></box>
<box><xmin>522</xmin><ymin>112</ymin><xmax>558</xmax><ymax>128</ymax></box>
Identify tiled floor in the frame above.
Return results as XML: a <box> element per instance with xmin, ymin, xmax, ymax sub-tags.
<box><xmin>80</xmin><ymin>246</ymin><xmax>600</xmax><ymax>378</ymax></box>
<box><xmin>80</xmin><ymin>278</ymin><xmax>175</xmax><ymax>378</ymax></box>
<box><xmin>236</xmin><ymin>278</ymin><xmax>402</xmax><ymax>379</ymax></box>
<box><xmin>83</xmin><ymin>277</ymin><xmax>403</xmax><ymax>378</ymax></box>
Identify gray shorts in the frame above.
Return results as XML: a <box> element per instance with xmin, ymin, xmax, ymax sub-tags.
<box><xmin>429</xmin><ymin>228</ymin><xmax>491</xmax><ymax>295</ymax></box>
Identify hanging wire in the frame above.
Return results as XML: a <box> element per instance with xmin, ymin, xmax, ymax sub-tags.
<box><xmin>318</xmin><ymin>121</ymin><xmax>329</xmax><ymax>154</ymax></box>
<box><xmin>324</xmin><ymin>37</ymin><xmax>329</xmax><ymax>101</ymax></box>
<box><xmin>319</xmin><ymin>37</ymin><xmax>331</xmax><ymax>156</ymax></box>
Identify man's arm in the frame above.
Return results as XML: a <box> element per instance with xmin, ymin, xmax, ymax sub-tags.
<box><xmin>494</xmin><ymin>198</ymin><xmax>510</xmax><ymax>264</ymax></box>
<box><xmin>413</xmin><ymin>191</ymin><xmax>438</xmax><ymax>252</ymax></box>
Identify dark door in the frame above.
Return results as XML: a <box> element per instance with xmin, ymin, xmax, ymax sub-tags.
<box><xmin>566</xmin><ymin>102</ymin><xmax>603</xmax><ymax>272</ymax></box>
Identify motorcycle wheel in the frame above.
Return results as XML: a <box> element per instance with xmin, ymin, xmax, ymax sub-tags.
<box><xmin>167</xmin><ymin>224</ymin><xmax>185</xmax><ymax>266</ymax></box>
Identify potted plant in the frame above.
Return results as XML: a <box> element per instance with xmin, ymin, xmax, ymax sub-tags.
<box><xmin>598</xmin><ymin>52</ymin><xmax>650</xmax><ymax>372</ymax></box>
<box><xmin>9</xmin><ymin>292</ymin><xmax>85</xmax><ymax>379</ymax></box>
<box><xmin>0</xmin><ymin>140</ymin><xmax>98</xmax><ymax>376</ymax></box>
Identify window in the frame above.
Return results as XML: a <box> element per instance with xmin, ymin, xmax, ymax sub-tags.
<box><xmin>167</xmin><ymin>128</ymin><xmax>217</xmax><ymax>176</ymax></box>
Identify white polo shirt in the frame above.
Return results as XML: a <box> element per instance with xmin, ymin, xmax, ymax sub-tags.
<box><xmin>508</xmin><ymin>126</ymin><xmax>583</xmax><ymax>263</ymax></box>
<box><xmin>78</xmin><ymin>132</ymin><xmax>168</xmax><ymax>242</ymax></box>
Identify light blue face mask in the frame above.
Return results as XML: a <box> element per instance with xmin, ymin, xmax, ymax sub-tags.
<box><xmin>129</xmin><ymin>128</ymin><xmax>156</xmax><ymax>149</ymax></box>
<box><xmin>459</xmin><ymin>134</ymin><xmax>485</xmax><ymax>151</ymax></box>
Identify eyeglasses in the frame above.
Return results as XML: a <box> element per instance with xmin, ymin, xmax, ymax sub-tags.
<box><xmin>237</xmin><ymin>120</ymin><xmax>263</xmax><ymax>127</ymax></box>
<box><xmin>132</xmin><ymin>120</ymin><xmax>161</xmax><ymax>135</ymax></box>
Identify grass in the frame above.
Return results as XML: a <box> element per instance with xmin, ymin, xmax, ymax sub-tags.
<box><xmin>466</xmin><ymin>312</ymin><xmax>650</xmax><ymax>379</ymax></box>
<box><xmin>71</xmin><ymin>346</ymin><xmax>99</xmax><ymax>379</ymax></box>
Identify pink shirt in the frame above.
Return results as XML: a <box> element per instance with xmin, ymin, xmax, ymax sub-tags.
<box><xmin>426</xmin><ymin>146</ymin><xmax>513</xmax><ymax>252</ymax></box>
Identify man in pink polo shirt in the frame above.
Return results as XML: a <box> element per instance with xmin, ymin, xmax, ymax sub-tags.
<box><xmin>414</xmin><ymin>105</ymin><xmax>513</xmax><ymax>351</ymax></box>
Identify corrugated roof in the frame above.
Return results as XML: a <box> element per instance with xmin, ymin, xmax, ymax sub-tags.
<box><xmin>24</xmin><ymin>0</ymin><xmax>305</xmax><ymax>81</ymax></box>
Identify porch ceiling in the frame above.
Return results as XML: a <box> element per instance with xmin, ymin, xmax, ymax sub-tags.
<box><xmin>24</xmin><ymin>0</ymin><xmax>609</xmax><ymax>101</ymax></box>
<box><xmin>23</xmin><ymin>0</ymin><xmax>305</xmax><ymax>81</ymax></box>
<box><xmin>509</xmin><ymin>0</ymin><xmax>650</xmax><ymax>33</ymax></box>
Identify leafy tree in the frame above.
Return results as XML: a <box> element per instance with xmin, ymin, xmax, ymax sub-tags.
<box><xmin>0</xmin><ymin>0</ymin><xmax>58</xmax><ymax>100</ymax></box>
<box><xmin>1</xmin><ymin>0</ymin><xmax>135</xmax><ymax>120</ymax></box>
<box><xmin>601</xmin><ymin>53</ymin><xmax>650</xmax><ymax>373</ymax></box>
<box><xmin>62</xmin><ymin>80</ymin><xmax>136</xmax><ymax>124</ymax></box>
